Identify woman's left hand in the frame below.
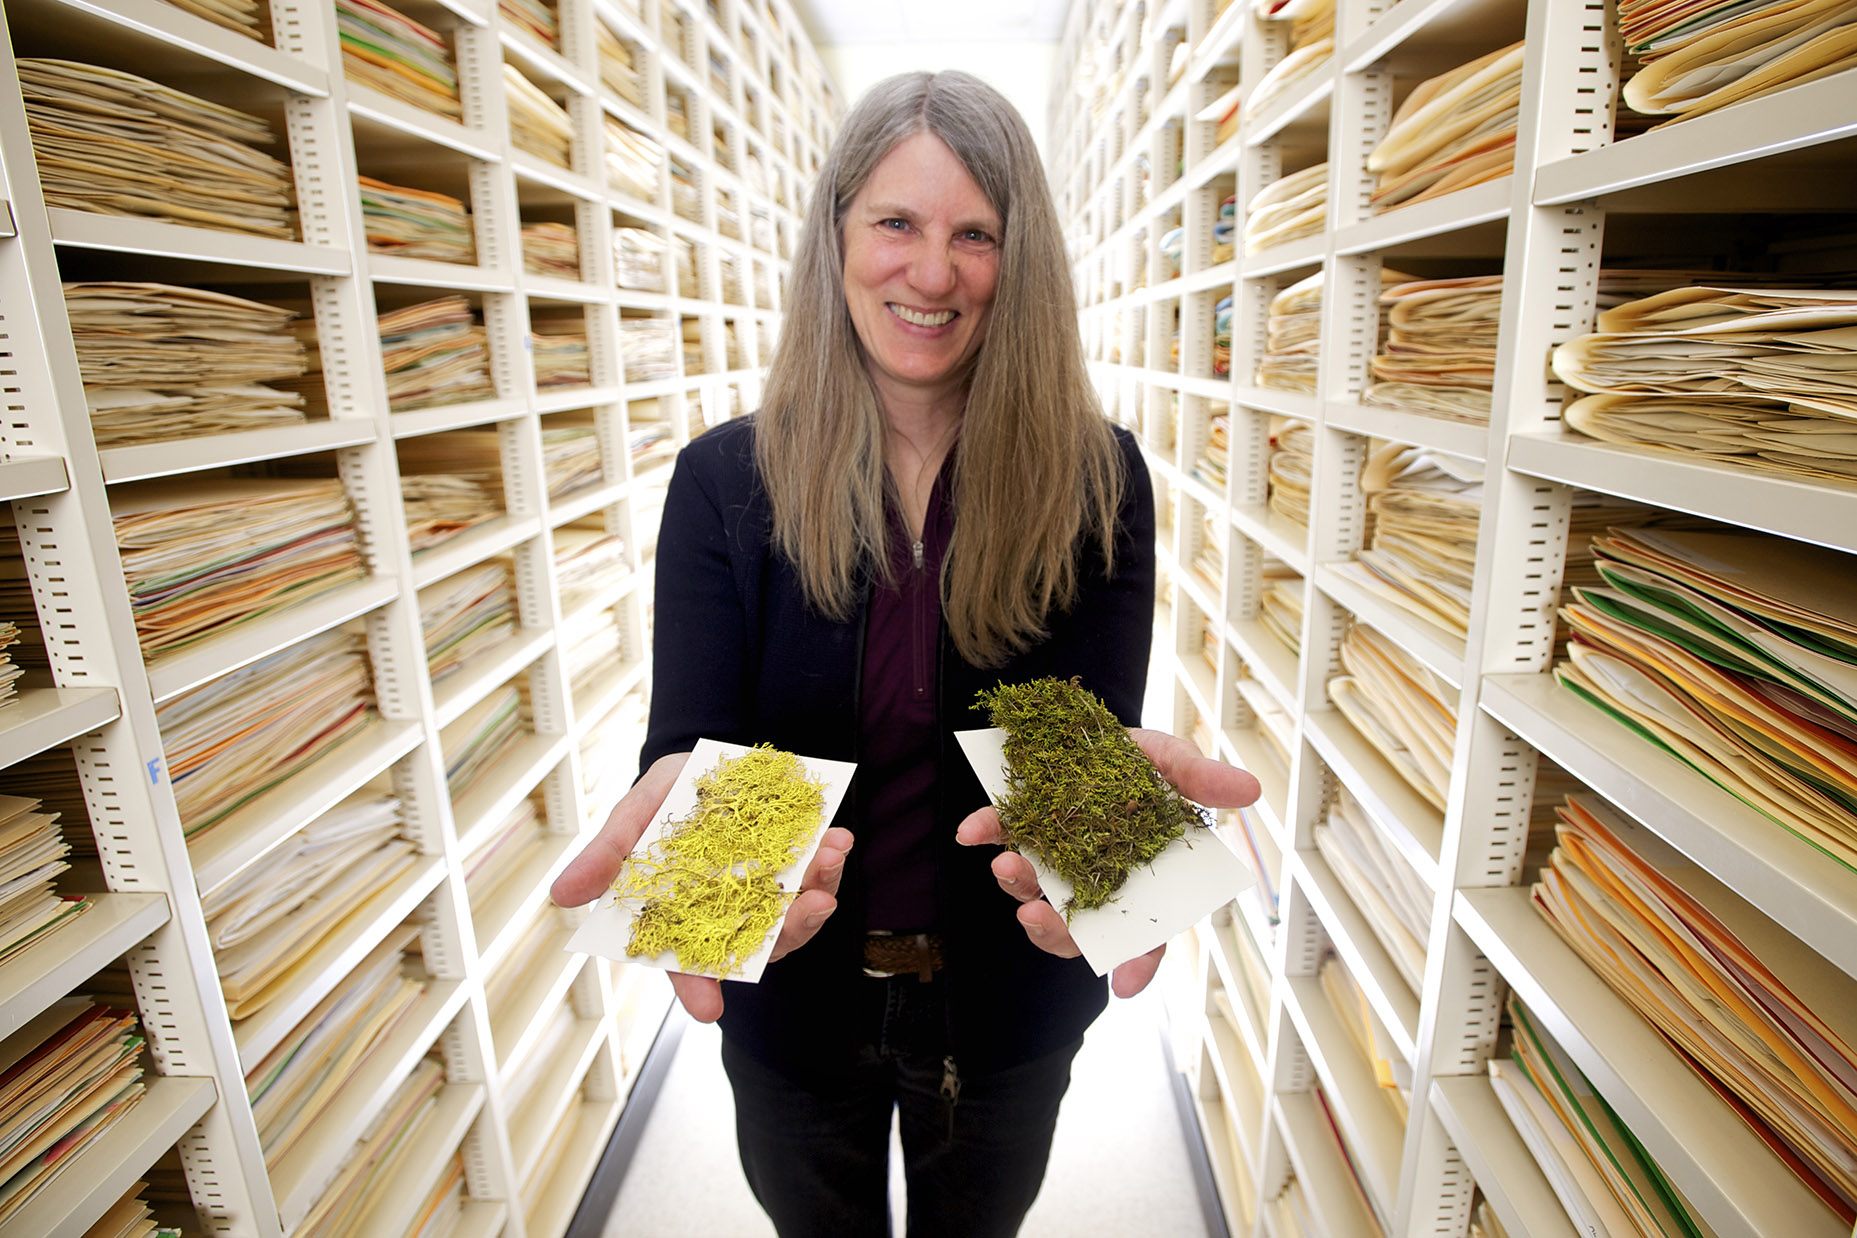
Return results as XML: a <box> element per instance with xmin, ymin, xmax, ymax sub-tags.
<box><xmin>954</xmin><ymin>728</ymin><xmax>1262</xmax><ymax>999</ymax></box>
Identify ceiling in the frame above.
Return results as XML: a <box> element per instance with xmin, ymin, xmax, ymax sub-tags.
<box><xmin>788</xmin><ymin>0</ymin><xmax>1070</xmax><ymax>44</ymax></box>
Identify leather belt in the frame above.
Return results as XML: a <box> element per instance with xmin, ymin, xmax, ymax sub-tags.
<box><xmin>862</xmin><ymin>931</ymin><xmax>944</xmax><ymax>982</ymax></box>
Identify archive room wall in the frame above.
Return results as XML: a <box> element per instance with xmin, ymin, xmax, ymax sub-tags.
<box><xmin>1050</xmin><ymin>0</ymin><xmax>1857</xmax><ymax>1235</ymax></box>
<box><xmin>0</xmin><ymin>0</ymin><xmax>835</xmax><ymax>1235</ymax></box>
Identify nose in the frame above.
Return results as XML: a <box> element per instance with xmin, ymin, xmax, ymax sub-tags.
<box><xmin>909</xmin><ymin>239</ymin><xmax>959</xmax><ymax>298</ymax></box>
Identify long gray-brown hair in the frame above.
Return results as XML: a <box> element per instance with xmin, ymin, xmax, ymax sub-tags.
<box><xmin>755</xmin><ymin>70</ymin><xmax>1124</xmax><ymax>668</ymax></box>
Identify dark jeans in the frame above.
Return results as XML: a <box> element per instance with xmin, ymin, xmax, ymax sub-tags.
<box><xmin>718</xmin><ymin>973</ymin><xmax>1084</xmax><ymax>1238</ymax></box>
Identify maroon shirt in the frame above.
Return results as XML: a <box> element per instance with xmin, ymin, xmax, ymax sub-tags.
<box><xmin>858</xmin><ymin>466</ymin><xmax>954</xmax><ymax>931</ymax></box>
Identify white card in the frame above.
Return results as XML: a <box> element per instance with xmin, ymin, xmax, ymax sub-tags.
<box><xmin>955</xmin><ymin>727</ymin><xmax>1254</xmax><ymax>976</ymax></box>
<box><xmin>566</xmin><ymin>738</ymin><xmax>857</xmax><ymax>981</ymax></box>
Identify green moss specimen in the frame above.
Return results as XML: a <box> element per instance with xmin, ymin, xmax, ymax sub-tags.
<box><xmin>976</xmin><ymin>676</ymin><xmax>1208</xmax><ymax>919</ymax></box>
<box><xmin>615</xmin><ymin>744</ymin><xmax>825</xmax><ymax>975</ymax></box>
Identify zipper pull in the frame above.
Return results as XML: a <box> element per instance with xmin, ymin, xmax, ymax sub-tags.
<box><xmin>912</xmin><ymin>539</ymin><xmax>924</xmax><ymax>570</ymax></box>
<box><xmin>940</xmin><ymin>1055</ymin><xmax>961</xmax><ymax>1140</ymax></box>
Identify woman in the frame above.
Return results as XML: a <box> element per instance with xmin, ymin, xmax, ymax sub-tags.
<box><xmin>553</xmin><ymin>70</ymin><xmax>1259</xmax><ymax>1236</ymax></box>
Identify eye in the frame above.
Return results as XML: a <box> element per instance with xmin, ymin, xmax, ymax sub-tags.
<box><xmin>958</xmin><ymin>228</ymin><xmax>997</xmax><ymax>246</ymax></box>
<box><xmin>880</xmin><ymin>218</ymin><xmax>910</xmax><ymax>231</ymax></box>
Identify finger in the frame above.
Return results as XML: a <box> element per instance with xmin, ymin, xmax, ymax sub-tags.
<box><xmin>955</xmin><ymin>805</ymin><xmax>1002</xmax><ymax>847</ymax></box>
<box><xmin>798</xmin><ymin>827</ymin><xmax>853</xmax><ymax>896</ymax></box>
<box><xmin>551</xmin><ymin>752</ymin><xmax>690</xmax><ymax>907</ymax></box>
<box><xmin>990</xmin><ymin>850</ymin><xmax>1043</xmax><ymax>904</ymax></box>
<box><xmin>1015</xmin><ymin>898</ymin><xmax>1080</xmax><ymax>958</ymax></box>
<box><xmin>1110</xmin><ymin>945</ymin><xmax>1166</xmax><ymax>999</ymax></box>
<box><xmin>669</xmin><ymin>972</ymin><xmax>725</xmax><ymax>1023</ymax></box>
<box><xmin>768</xmin><ymin>887</ymin><xmax>837</xmax><ymax>962</ymax></box>
<box><xmin>1129</xmin><ymin>728</ymin><xmax>1262</xmax><ymax>810</ymax></box>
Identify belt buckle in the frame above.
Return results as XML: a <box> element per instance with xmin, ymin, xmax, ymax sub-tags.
<box><xmin>863</xmin><ymin>931</ymin><xmax>939</xmax><ymax>982</ymax></box>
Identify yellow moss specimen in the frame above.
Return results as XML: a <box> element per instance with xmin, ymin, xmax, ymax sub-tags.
<box><xmin>615</xmin><ymin>744</ymin><xmax>825</xmax><ymax>975</ymax></box>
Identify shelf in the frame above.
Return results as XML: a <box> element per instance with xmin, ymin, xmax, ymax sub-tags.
<box><xmin>1479</xmin><ymin>671</ymin><xmax>1857</xmax><ymax>982</ymax></box>
<box><xmin>1314</xmin><ymin>563</ymin><xmax>1466</xmax><ymax>690</ymax></box>
<box><xmin>48</xmin><ymin>208</ymin><xmax>347</xmax><ymax>274</ymax></box>
<box><xmin>2</xmin><ymin>1073</ymin><xmax>216</xmax><ymax>1238</ymax></box>
<box><xmin>368</xmin><ymin>254</ymin><xmax>517</xmax><ymax>293</ymax></box>
<box><xmin>1228</xmin><ymin>617</ymin><xmax>1298</xmax><ymax>717</ymax></box>
<box><xmin>15</xmin><ymin>0</ymin><xmax>329</xmax><ymax>94</ymax></box>
<box><xmin>1230</xmin><ymin>385</ymin><xmax>1323</xmax><ymax>425</ymax></box>
<box><xmin>145</xmin><ymin>576</ymin><xmax>400</xmax><ymax>705</ymax></box>
<box><xmin>1428</xmin><ymin>1074</ymin><xmax>1579</xmax><ymax>1238</ymax></box>
<box><xmin>571</xmin><ymin>656</ymin><xmax>650</xmax><ymax>736</ymax></box>
<box><xmin>523</xmin><ymin>274</ymin><xmax>606</xmax><ymax>304</ymax></box>
<box><xmin>1239</xmin><ymin>238</ymin><xmax>1325</xmax><ymax>281</ymax></box>
<box><xmin>1282</xmin><ymin>973</ymin><xmax>1404</xmax><ymax>1221</ymax></box>
<box><xmin>1454</xmin><ymin>885</ymin><xmax>1845</xmax><ymax>1237</ymax></box>
<box><xmin>470</xmin><ymin>830</ymin><xmax>579</xmax><ymax>975</ymax></box>
<box><xmin>0</xmin><ymin>454</ymin><xmax>68</xmax><ymax>500</ymax></box>
<box><xmin>549</xmin><ymin>479</ymin><xmax>631</xmax><ymax>526</ymax></box>
<box><xmin>1331</xmin><ymin>178</ymin><xmax>1512</xmax><ymax>256</ymax></box>
<box><xmin>356</xmin><ymin>1082</ymin><xmax>489</xmax><ymax>1238</ymax></box>
<box><xmin>391</xmin><ymin>398</ymin><xmax>529</xmax><ymax>439</ymax></box>
<box><xmin>1340</xmin><ymin>0</ymin><xmax>1528</xmax><ymax>74</ymax></box>
<box><xmin>0</xmin><ymin>890</ymin><xmax>167</xmax><ymax>1043</ymax></box>
<box><xmin>521</xmin><ymin>1095</ymin><xmax>625</xmax><ymax>1238</ymax></box>
<box><xmin>1230</xmin><ymin>503</ymin><xmax>1310</xmax><ymax>576</ymax></box>
<box><xmin>508</xmin><ymin>1017</ymin><xmax>607</xmax><ymax>1184</ymax></box>
<box><xmin>0</xmin><ymin>686</ymin><xmax>120</xmax><ymax>768</ymax></box>
<box><xmin>410</xmin><ymin>515</ymin><xmax>545</xmax><ymax>590</ymax></box>
<box><xmin>99</xmin><ymin>420</ymin><xmax>378</xmax><ymax>486</ymax></box>
<box><xmin>432</xmin><ymin>626</ymin><xmax>556</xmax><ymax>731</ymax></box>
<box><xmin>489</xmin><ymin>929</ymin><xmax>585</xmax><ymax>1071</ymax></box>
<box><xmin>1505</xmin><ymin>429</ymin><xmax>1857</xmax><ymax>557</ymax></box>
<box><xmin>347</xmin><ymin>83</ymin><xmax>501</xmax><ymax>162</ymax></box>
<box><xmin>1202</xmin><ymin>916</ymin><xmax>1271</xmax><ymax>1082</ymax></box>
<box><xmin>450</xmin><ymin>731</ymin><xmax>572</xmax><ymax>860</ymax></box>
<box><xmin>1271</xmin><ymin>1091</ymin><xmax>1386</xmax><ymax>1238</ymax></box>
<box><xmin>1192</xmin><ymin>1038</ymin><xmax>1257</xmax><ymax>1237</ymax></box>
<box><xmin>535</xmin><ymin>384</ymin><xmax>624</xmax><ymax>415</ymax></box>
<box><xmin>1302</xmin><ymin>709</ymin><xmax>1445</xmax><ymax>892</ymax></box>
<box><xmin>1290</xmin><ymin>848</ymin><xmax>1419</xmax><ymax>1062</ymax></box>
<box><xmin>1244</xmin><ymin>72</ymin><xmax>1334</xmax><ymax>149</ymax></box>
<box><xmin>1324</xmin><ymin>400</ymin><xmax>1488</xmax><ymax>465</ymax></box>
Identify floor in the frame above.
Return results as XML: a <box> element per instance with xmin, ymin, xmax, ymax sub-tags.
<box><xmin>597</xmin><ymin>985</ymin><xmax>1215</xmax><ymax>1238</ymax></box>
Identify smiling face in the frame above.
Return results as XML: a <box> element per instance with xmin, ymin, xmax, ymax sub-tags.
<box><xmin>841</xmin><ymin>131</ymin><xmax>1003</xmax><ymax>417</ymax></box>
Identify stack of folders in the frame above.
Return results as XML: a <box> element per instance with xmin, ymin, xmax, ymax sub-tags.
<box><xmin>1269</xmin><ymin>417</ymin><xmax>1314</xmax><ymax>528</ymax></box>
<box><xmin>1554</xmin><ymin>285</ymin><xmax>1857</xmax><ymax>485</ymax></box>
<box><xmin>1535</xmin><ymin>794</ymin><xmax>1857</xmax><ymax>1222</ymax></box>
<box><xmin>1237</xmin><ymin>671</ymin><xmax>1294</xmax><ymax>784</ymax></box>
<box><xmin>1556</xmin><ymin>527</ymin><xmax>1857</xmax><ymax>870</ymax></box>
<box><xmin>294</xmin><ymin>1056</ymin><xmax>456</xmax><ymax>1238</ymax></box>
<box><xmin>580</xmin><ymin>690</ymin><xmax>641</xmax><ymax>802</ymax></box>
<box><xmin>719</xmin><ymin>254</ymin><xmax>743</xmax><ymax>306</ymax></box>
<box><xmin>1367</xmin><ymin>42</ymin><xmax>1525</xmax><ymax>213</ymax></box>
<box><xmin>716</xmin><ymin>194</ymin><xmax>743</xmax><ymax>243</ymax></box>
<box><xmin>359</xmin><ymin>177</ymin><xmax>474</xmax><ymax>264</ymax></box>
<box><xmin>1259</xmin><ymin>272</ymin><xmax>1323</xmax><ymax>394</ymax></box>
<box><xmin>521</xmin><ymin>221</ymin><xmax>580</xmax><ymax>279</ymax></box>
<box><xmin>1160</xmin><ymin>226</ymin><xmax>1184</xmax><ymax>280</ymax></box>
<box><xmin>564</xmin><ymin>611</ymin><xmax>624</xmax><ymax>701</ymax></box>
<box><xmin>1260</xmin><ymin>563</ymin><xmax>1305</xmax><ymax>657</ymax></box>
<box><xmin>1194</xmin><ymin>405</ymin><xmax>1230</xmax><ymax>490</ymax></box>
<box><xmin>0</xmin><ymin>796</ymin><xmax>89</xmax><ymax>967</ymax></box>
<box><xmin>529</xmin><ymin>310</ymin><xmax>592</xmax><ymax>389</ymax></box>
<box><xmin>674</xmin><ymin>237</ymin><xmax>699</xmax><ymax>297</ymax></box>
<box><xmin>418</xmin><ymin>561</ymin><xmax>515</xmax><ymax>685</ymax></box>
<box><xmin>1246</xmin><ymin>0</ymin><xmax>1336</xmax><ymax>118</ymax></box>
<box><xmin>597</xmin><ymin>24</ymin><xmax>646</xmax><ymax>109</ymax></box>
<box><xmin>605</xmin><ymin>119</ymin><xmax>664</xmax><ymax>202</ymax></box>
<box><xmin>1333</xmin><ymin>442</ymin><xmax>1481</xmax><ymax>638</ymax></box>
<box><xmin>617</xmin><ymin>318</ymin><xmax>678</xmax><ymax>382</ymax></box>
<box><xmin>1557</xmin><ymin>493</ymin><xmax>1707</xmax><ymax>638</ymax></box>
<box><xmin>158</xmin><ymin>630</ymin><xmax>375</xmax><ymax>840</ymax></box>
<box><xmin>504</xmin><ymin>66</ymin><xmax>572</xmax><ymax>169</ymax></box>
<box><xmin>377</xmin><ymin>296</ymin><xmax>494</xmax><ymax>411</ymax></box>
<box><xmin>1491</xmin><ymin>995</ymin><xmax>1713</xmax><ymax>1237</ymax></box>
<box><xmin>78</xmin><ymin>1183</ymin><xmax>184</xmax><ymax>1237</ymax></box>
<box><xmin>670</xmin><ymin>161</ymin><xmax>701</xmax><ymax>223</ymax></box>
<box><xmin>335</xmin><ymin>0</ymin><xmax>462</xmax><ymax>120</ymax></box>
<box><xmin>1620</xmin><ymin>0</ymin><xmax>1857</xmax><ymax>127</ymax></box>
<box><xmin>17</xmin><ymin>59</ymin><xmax>294</xmax><ymax>240</ymax></box>
<box><xmin>0</xmin><ymin>523</ymin><xmax>42</xmax><ymax>677</ymax></box>
<box><xmin>112</xmin><ymin>478</ymin><xmax>366</xmax><ymax>658</ymax></box>
<box><xmin>1213</xmin><ymin>296</ymin><xmax>1233</xmax><ymax>377</ymax></box>
<box><xmin>613</xmin><ymin>227</ymin><xmax>670</xmax><ymax>292</ymax></box>
<box><xmin>242</xmin><ymin>925</ymin><xmax>426</xmax><ymax>1169</ymax></box>
<box><xmin>541</xmin><ymin>422</ymin><xmax>604</xmax><ymax>498</ymax></box>
<box><xmin>1329</xmin><ymin>623</ymin><xmax>1459</xmax><ymax>812</ymax></box>
<box><xmin>1193</xmin><ymin>512</ymin><xmax>1225</xmax><ymax>600</ymax></box>
<box><xmin>500</xmin><ymin>0</ymin><xmax>557</xmax><ymax>46</ymax></box>
<box><xmin>203</xmin><ymin>792</ymin><xmax>414</xmax><ymax>1020</ymax></box>
<box><xmin>485</xmin><ymin>906</ymin><xmax>563</xmax><ymax>1019</ymax></box>
<box><xmin>1469</xmin><ymin>1199</ymin><xmax>1511</xmax><ymax>1238</ymax></box>
<box><xmin>64</xmin><ymin>281</ymin><xmax>309</xmax><ymax>448</ymax></box>
<box><xmin>1314</xmin><ymin>785</ymin><xmax>1429</xmax><ymax>994</ymax></box>
<box><xmin>1319</xmin><ymin>953</ymin><xmax>1410</xmax><ymax>1123</ymax></box>
<box><xmin>708</xmin><ymin>47</ymin><xmax>731</xmax><ymax>100</ymax></box>
<box><xmin>462</xmin><ymin>799</ymin><xmax>544</xmax><ymax>914</ymax></box>
<box><xmin>3</xmin><ymin>755</ymin><xmax>89</xmax><ymax>859</ymax></box>
<box><xmin>1267</xmin><ymin>1174</ymin><xmax>1316</xmax><ymax>1238</ymax></box>
<box><xmin>665</xmin><ymin>85</ymin><xmax>691</xmax><ymax>140</ymax></box>
<box><xmin>1243</xmin><ymin>163</ymin><xmax>1327</xmax><ymax>252</ymax></box>
<box><xmin>660</xmin><ymin>5</ymin><xmax>687</xmax><ymax>66</ymax></box>
<box><xmin>754</xmin><ymin>263</ymin><xmax>775</xmax><ymax>310</ymax></box>
<box><xmin>1213</xmin><ymin>195</ymin><xmax>1237</xmax><ymax>262</ymax></box>
<box><xmin>553</xmin><ymin>522</ymin><xmax>629</xmax><ymax>615</ymax></box>
<box><xmin>440</xmin><ymin>682</ymin><xmax>525</xmax><ymax>804</ymax></box>
<box><xmin>0</xmin><ymin>623</ymin><xmax>21</xmax><ymax>709</ymax></box>
<box><xmin>680</xmin><ymin>318</ymin><xmax>708</xmax><ymax>376</ymax></box>
<box><xmin>505</xmin><ymin>1005</ymin><xmax>581</xmax><ymax>1154</ymax></box>
<box><xmin>0</xmin><ymin>1001</ymin><xmax>146</xmax><ymax>1227</ymax></box>
<box><xmin>1368</xmin><ymin>274</ymin><xmax>1503</xmax><ymax>424</ymax></box>
<box><xmin>400</xmin><ymin>475</ymin><xmax>501</xmax><ymax>556</ymax></box>
<box><xmin>167</xmin><ymin>0</ymin><xmax>263</xmax><ymax>37</ymax></box>
<box><xmin>1310</xmin><ymin>1085</ymin><xmax>1385</xmax><ymax>1238</ymax></box>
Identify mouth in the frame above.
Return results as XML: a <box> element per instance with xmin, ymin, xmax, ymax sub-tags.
<box><xmin>888</xmin><ymin>303</ymin><xmax>956</xmax><ymax>328</ymax></box>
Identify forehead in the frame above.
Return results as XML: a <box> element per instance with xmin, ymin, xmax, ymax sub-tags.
<box><xmin>854</xmin><ymin>132</ymin><xmax>1000</xmax><ymax>225</ymax></box>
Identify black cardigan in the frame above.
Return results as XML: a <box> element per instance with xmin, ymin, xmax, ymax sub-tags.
<box><xmin>640</xmin><ymin>416</ymin><xmax>1156</xmax><ymax>1075</ymax></box>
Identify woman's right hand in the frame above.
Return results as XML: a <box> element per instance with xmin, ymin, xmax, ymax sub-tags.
<box><xmin>550</xmin><ymin>751</ymin><xmax>853</xmax><ymax>1023</ymax></box>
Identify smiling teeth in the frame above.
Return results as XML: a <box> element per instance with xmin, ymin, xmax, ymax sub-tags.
<box><xmin>890</xmin><ymin>304</ymin><xmax>955</xmax><ymax>327</ymax></box>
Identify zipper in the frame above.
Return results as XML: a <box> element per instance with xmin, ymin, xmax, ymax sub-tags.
<box><xmin>912</xmin><ymin>538</ymin><xmax>924</xmax><ymax>570</ymax></box>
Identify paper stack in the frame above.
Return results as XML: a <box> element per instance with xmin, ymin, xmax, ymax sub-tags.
<box><xmin>1554</xmin><ymin>285</ymin><xmax>1857</xmax><ymax>485</ymax></box>
<box><xmin>1</xmin><ymin>752</ymin><xmax>90</xmax><ymax>858</ymax></box>
<box><xmin>597</xmin><ymin>23</ymin><xmax>646</xmax><ymax>108</ymax></box>
<box><xmin>529</xmin><ymin>310</ymin><xmax>591</xmax><ymax>389</ymax></box>
<box><xmin>0</xmin><ymin>1001</ymin><xmax>147</xmax><ymax>1227</ymax></box>
<box><xmin>1313</xmin><ymin>786</ymin><xmax>1429</xmax><ymax>993</ymax></box>
<box><xmin>1556</xmin><ymin>526</ymin><xmax>1857</xmax><ymax>870</ymax></box>
<box><xmin>440</xmin><ymin>682</ymin><xmax>525</xmax><ymax>802</ymax></box>
<box><xmin>670</xmin><ymin>160</ymin><xmax>701</xmax><ymax>223</ymax></box>
<box><xmin>113</xmin><ymin>478</ymin><xmax>366</xmax><ymax>658</ymax></box>
<box><xmin>1260</xmin><ymin>562</ymin><xmax>1304</xmax><ymax>656</ymax></box>
<box><xmin>359</xmin><ymin>176</ymin><xmax>474</xmax><ymax>264</ymax></box>
<box><xmin>18</xmin><ymin>59</ymin><xmax>295</xmax><ymax>240</ymax></box>
<box><xmin>292</xmin><ymin>1056</ymin><xmax>450</xmax><ymax>1237</ymax></box>
<box><xmin>680</xmin><ymin>318</ymin><xmax>709</xmax><ymax>375</ymax></box>
<box><xmin>540</xmin><ymin>422</ymin><xmax>603</xmax><ymax>498</ymax></box>
<box><xmin>505</xmin><ymin>66</ymin><xmax>572</xmax><ymax>168</ymax></box>
<box><xmin>462</xmin><ymin>799</ymin><xmax>544</xmax><ymax>911</ymax></box>
<box><xmin>1329</xmin><ymin>622</ymin><xmax>1459</xmax><ymax>811</ymax></box>
<box><xmin>1193</xmin><ymin>405</ymin><xmax>1230</xmax><ymax>490</ymax></box>
<box><xmin>418</xmin><ymin>561</ymin><xmax>515</xmax><ymax>685</ymax></box>
<box><xmin>1213</xmin><ymin>194</ymin><xmax>1237</xmax><ymax>262</ymax></box>
<box><xmin>1319</xmin><ymin>953</ymin><xmax>1410</xmax><ymax>1123</ymax></box>
<box><xmin>563</xmin><ymin>606</ymin><xmax>625</xmax><ymax>698</ymax></box>
<box><xmin>660</xmin><ymin>4</ymin><xmax>687</xmax><ymax>66</ymax></box>
<box><xmin>1243</xmin><ymin>162</ymin><xmax>1326</xmax><ymax>252</ymax></box>
<box><xmin>336</xmin><ymin>0</ymin><xmax>461</xmax><ymax>120</ymax></box>
<box><xmin>1159</xmin><ymin>225</ymin><xmax>1184</xmax><ymax>281</ymax></box>
<box><xmin>613</xmin><ymin>227</ymin><xmax>670</xmax><ymax>291</ymax></box>
<box><xmin>1268</xmin><ymin>416</ymin><xmax>1313</xmax><ymax>528</ymax></box>
<box><xmin>1469</xmin><ymin>1200</ymin><xmax>1510</xmax><ymax>1238</ymax></box>
<box><xmin>1620</xmin><ymin>0</ymin><xmax>1857</xmax><ymax>126</ymax></box>
<box><xmin>1490</xmin><ymin>994</ymin><xmax>1710</xmax><ymax>1237</ymax></box>
<box><xmin>499</xmin><ymin>0</ymin><xmax>557</xmax><ymax>47</ymax></box>
<box><xmin>674</xmin><ymin>236</ymin><xmax>699</xmax><ymax>297</ymax></box>
<box><xmin>1247</xmin><ymin>0</ymin><xmax>1336</xmax><ymax>118</ymax></box>
<box><xmin>665</xmin><ymin>84</ymin><xmax>691</xmax><ymax>140</ymax></box>
<box><xmin>168</xmin><ymin>0</ymin><xmax>264</xmax><ymax>37</ymax></box>
<box><xmin>65</xmin><ymin>281</ymin><xmax>310</xmax><ymax>448</ymax></box>
<box><xmin>75</xmin><ymin>1183</ymin><xmax>185</xmax><ymax>1238</ymax></box>
<box><xmin>205</xmin><ymin>792</ymin><xmax>415</xmax><ymax>1021</ymax></box>
<box><xmin>243</xmin><ymin>920</ymin><xmax>426</xmax><ymax>1168</ymax></box>
<box><xmin>1332</xmin><ymin>443</ymin><xmax>1482</xmax><ymax>638</ymax></box>
<box><xmin>400</xmin><ymin>474</ymin><xmax>501</xmax><ymax>556</ymax></box>
<box><xmin>618</xmin><ymin>317</ymin><xmax>678</xmax><ymax>382</ymax></box>
<box><xmin>521</xmin><ymin>221</ymin><xmax>579</xmax><ymax>279</ymax></box>
<box><xmin>1368</xmin><ymin>42</ymin><xmax>1524</xmax><ymax>213</ymax></box>
<box><xmin>1193</xmin><ymin>508</ymin><xmax>1226</xmax><ymax>596</ymax></box>
<box><xmin>553</xmin><ymin>521</ymin><xmax>629</xmax><ymax>614</ymax></box>
<box><xmin>158</xmin><ymin>629</ymin><xmax>375</xmax><ymax>839</ymax></box>
<box><xmin>377</xmin><ymin>296</ymin><xmax>494</xmax><ymax>411</ymax></box>
<box><xmin>581</xmin><ymin>689</ymin><xmax>646</xmax><ymax>810</ymax></box>
<box><xmin>1258</xmin><ymin>272</ymin><xmax>1322</xmax><ymax>394</ymax></box>
<box><xmin>0</xmin><ymin>796</ymin><xmax>88</xmax><ymax>968</ymax></box>
<box><xmin>1368</xmin><ymin>274</ymin><xmax>1502</xmax><ymax>424</ymax></box>
<box><xmin>1212</xmin><ymin>295</ymin><xmax>1234</xmax><ymax>377</ymax></box>
<box><xmin>605</xmin><ymin>117</ymin><xmax>664</xmax><ymax>202</ymax></box>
